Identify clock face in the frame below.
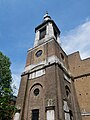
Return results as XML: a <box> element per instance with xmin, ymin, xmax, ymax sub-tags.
<box><xmin>35</xmin><ymin>50</ymin><xmax>42</xmax><ymax>57</ymax></box>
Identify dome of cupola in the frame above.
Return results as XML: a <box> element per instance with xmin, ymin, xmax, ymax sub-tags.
<box><xmin>43</xmin><ymin>12</ymin><xmax>51</xmax><ymax>21</ymax></box>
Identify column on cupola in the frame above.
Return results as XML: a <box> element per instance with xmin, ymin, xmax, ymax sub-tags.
<box><xmin>46</xmin><ymin>22</ymin><xmax>54</xmax><ymax>39</ymax></box>
<box><xmin>57</xmin><ymin>34</ymin><xmax>60</xmax><ymax>44</ymax></box>
<box><xmin>34</xmin><ymin>30</ymin><xmax>39</xmax><ymax>47</ymax></box>
<box><xmin>44</xmin><ymin>12</ymin><xmax>54</xmax><ymax>40</ymax></box>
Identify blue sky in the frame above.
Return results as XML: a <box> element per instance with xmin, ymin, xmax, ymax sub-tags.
<box><xmin>0</xmin><ymin>0</ymin><xmax>90</xmax><ymax>95</ymax></box>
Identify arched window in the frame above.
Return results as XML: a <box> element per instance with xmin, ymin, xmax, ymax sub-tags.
<box><xmin>39</xmin><ymin>26</ymin><xmax>46</xmax><ymax>40</ymax></box>
<box><xmin>65</xmin><ymin>85</ymin><xmax>71</xmax><ymax>100</ymax></box>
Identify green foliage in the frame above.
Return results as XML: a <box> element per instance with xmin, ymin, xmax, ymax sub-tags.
<box><xmin>0</xmin><ymin>52</ymin><xmax>16</xmax><ymax>120</ymax></box>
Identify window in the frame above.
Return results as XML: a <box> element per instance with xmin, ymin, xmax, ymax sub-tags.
<box><xmin>34</xmin><ymin>88</ymin><xmax>40</xmax><ymax>96</ymax></box>
<box><xmin>54</xmin><ymin>28</ymin><xmax>57</xmax><ymax>40</ymax></box>
<box><xmin>39</xmin><ymin>27</ymin><xmax>46</xmax><ymax>40</ymax></box>
<box><xmin>61</xmin><ymin>53</ymin><xmax>64</xmax><ymax>60</ymax></box>
<box><xmin>35</xmin><ymin>50</ymin><xmax>42</xmax><ymax>57</ymax></box>
<box><xmin>69</xmin><ymin>110</ymin><xmax>73</xmax><ymax>120</ymax></box>
<box><xmin>32</xmin><ymin>109</ymin><xmax>39</xmax><ymax>120</ymax></box>
<box><xmin>65</xmin><ymin>86</ymin><xmax>71</xmax><ymax>100</ymax></box>
<box><xmin>66</xmin><ymin>90</ymin><xmax>69</xmax><ymax>97</ymax></box>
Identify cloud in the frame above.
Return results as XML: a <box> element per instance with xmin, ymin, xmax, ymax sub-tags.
<box><xmin>12</xmin><ymin>74</ymin><xmax>21</xmax><ymax>96</ymax></box>
<box><xmin>61</xmin><ymin>20</ymin><xmax>90</xmax><ymax>59</ymax></box>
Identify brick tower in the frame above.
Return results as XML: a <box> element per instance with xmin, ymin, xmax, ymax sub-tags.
<box><xmin>15</xmin><ymin>13</ymin><xmax>82</xmax><ymax>120</ymax></box>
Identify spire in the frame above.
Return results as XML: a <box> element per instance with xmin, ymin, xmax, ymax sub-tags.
<box><xmin>43</xmin><ymin>11</ymin><xmax>51</xmax><ymax>21</ymax></box>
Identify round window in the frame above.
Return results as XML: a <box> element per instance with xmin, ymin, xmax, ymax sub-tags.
<box><xmin>34</xmin><ymin>88</ymin><xmax>40</xmax><ymax>96</ymax></box>
<box><xmin>35</xmin><ymin>50</ymin><xmax>42</xmax><ymax>57</ymax></box>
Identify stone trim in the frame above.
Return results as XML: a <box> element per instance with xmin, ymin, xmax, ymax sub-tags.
<box><xmin>23</xmin><ymin>55</ymin><xmax>72</xmax><ymax>80</ymax></box>
<box><xmin>74</xmin><ymin>73</ymin><xmax>90</xmax><ymax>79</ymax></box>
<box><xmin>28</xmin><ymin>37</ymin><xmax>58</xmax><ymax>52</ymax></box>
<box><xmin>81</xmin><ymin>112</ymin><xmax>90</xmax><ymax>116</ymax></box>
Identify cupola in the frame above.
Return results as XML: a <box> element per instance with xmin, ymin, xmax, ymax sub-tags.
<box><xmin>34</xmin><ymin>12</ymin><xmax>60</xmax><ymax>47</ymax></box>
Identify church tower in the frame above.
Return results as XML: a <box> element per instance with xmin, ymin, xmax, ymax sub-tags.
<box><xmin>15</xmin><ymin>13</ymin><xmax>81</xmax><ymax>120</ymax></box>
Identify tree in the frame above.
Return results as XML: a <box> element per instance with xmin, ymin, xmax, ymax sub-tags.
<box><xmin>0</xmin><ymin>52</ymin><xmax>16</xmax><ymax>120</ymax></box>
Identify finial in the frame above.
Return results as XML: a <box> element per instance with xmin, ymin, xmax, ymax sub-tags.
<box><xmin>46</xmin><ymin>11</ymin><xmax>48</xmax><ymax>15</ymax></box>
<box><xmin>43</xmin><ymin>11</ymin><xmax>51</xmax><ymax>21</ymax></box>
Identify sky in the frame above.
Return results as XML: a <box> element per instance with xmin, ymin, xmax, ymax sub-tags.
<box><xmin>0</xmin><ymin>0</ymin><xmax>90</xmax><ymax>95</ymax></box>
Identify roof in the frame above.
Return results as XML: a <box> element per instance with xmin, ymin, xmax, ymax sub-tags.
<box><xmin>35</xmin><ymin>19</ymin><xmax>60</xmax><ymax>34</ymax></box>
